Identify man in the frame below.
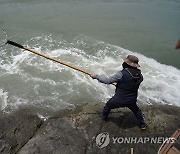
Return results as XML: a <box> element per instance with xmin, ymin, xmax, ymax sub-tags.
<box><xmin>91</xmin><ymin>55</ymin><xmax>146</xmax><ymax>130</ymax></box>
<box><xmin>175</xmin><ymin>39</ymin><xmax>180</xmax><ymax>49</ymax></box>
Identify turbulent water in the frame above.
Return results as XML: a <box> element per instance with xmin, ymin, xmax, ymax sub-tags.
<box><xmin>0</xmin><ymin>35</ymin><xmax>180</xmax><ymax>117</ymax></box>
<box><xmin>0</xmin><ymin>0</ymin><xmax>180</xmax><ymax>117</ymax></box>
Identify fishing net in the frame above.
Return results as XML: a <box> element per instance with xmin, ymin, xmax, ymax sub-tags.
<box><xmin>0</xmin><ymin>27</ymin><xmax>8</xmax><ymax>47</ymax></box>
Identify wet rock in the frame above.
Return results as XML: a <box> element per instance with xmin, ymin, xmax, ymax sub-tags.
<box><xmin>18</xmin><ymin>103</ymin><xmax>180</xmax><ymax>154</ymax></box>
<box><xmin>0</xmin><ymin>109</ymin><xmax>42</xmax><ymax>154</ymax></box>
<box><xmin>18</xmin><ymin>118</ymin><xmax>87</xmax><ymax>154</ymax></box>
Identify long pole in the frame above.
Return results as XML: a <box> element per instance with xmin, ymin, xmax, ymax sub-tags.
<box><xmin>7</xmin><ymin>40</ymin><xmax>91</xmax><ymax>76</ymax></box>
<box><xmin>6</xmin><ymin>40</ymin><xmax>116</xmax><ymax>86</ymax></box>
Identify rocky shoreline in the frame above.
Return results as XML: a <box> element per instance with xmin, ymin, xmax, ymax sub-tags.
<box><xmin>0</xmin><ymin>103</ymin><xmax>180</xmax><ymax>154</ymax></box>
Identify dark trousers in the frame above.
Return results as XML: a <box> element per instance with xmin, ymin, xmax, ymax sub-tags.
<box><xmin>102</xmin><ymin>96</ymin><xmax>145</xmax><ymax>126</ymax></box>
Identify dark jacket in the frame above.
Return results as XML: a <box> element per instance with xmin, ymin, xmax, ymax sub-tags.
<box><xmin>96</xmin><ymin>68</ymin><xmax>143</xmax><ymax>103</ymax></box>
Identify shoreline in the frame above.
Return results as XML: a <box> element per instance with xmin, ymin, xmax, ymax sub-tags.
<box><xmin>0</xmin><ymin>103</ymin><xmax>180</xmax><ymax>154</ymax></box>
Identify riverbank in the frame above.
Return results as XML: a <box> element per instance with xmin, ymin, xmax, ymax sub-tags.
<box><xmin>0</xmin><ymin>103</ymin><xmax>179</xmax><ymax>154</ymax></box>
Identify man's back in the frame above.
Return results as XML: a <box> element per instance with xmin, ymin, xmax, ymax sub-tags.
<box><xmin>115</xmin><ymin>68</ymin><xmax>143</xmax><ymax>103</ymax></box>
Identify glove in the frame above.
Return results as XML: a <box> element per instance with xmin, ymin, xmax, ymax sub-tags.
<box><xmin>90</xmin><ymin>74</ymin><xmax>97</xmax><ymax>79</ymax></box>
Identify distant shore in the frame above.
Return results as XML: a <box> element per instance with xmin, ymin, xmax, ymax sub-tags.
<box><xmin>0</xmin><ymin>103</ymin><xmax>180</xmax><ymax>154</ymax></box>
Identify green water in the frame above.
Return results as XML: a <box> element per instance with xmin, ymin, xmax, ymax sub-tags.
<box><xmin>0</xmin><ymin>0</ymin><xmax>180</xmax><ymax>68</ymax></box>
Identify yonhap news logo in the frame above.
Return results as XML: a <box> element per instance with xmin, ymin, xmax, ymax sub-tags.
<box><xmin>95</xmin><ymin>132</ymin><xmax>176</xmax><ymax>148</ymax></box>
<box><xmin>96</xmin><ymin>132</ymin><xmax>110</xmax><ymax>148</ymax></box>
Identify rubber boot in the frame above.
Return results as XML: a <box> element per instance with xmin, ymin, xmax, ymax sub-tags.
<box><xmin>135</xmin><ymin>110</ymin><xmax>146</xmax><ymax>130</ymax></box>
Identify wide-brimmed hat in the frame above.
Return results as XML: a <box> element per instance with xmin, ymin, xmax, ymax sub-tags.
<box><xmin>123</xmin><ymin>55</ymin><xmax>140</xmax><ymax>68</ymax></box>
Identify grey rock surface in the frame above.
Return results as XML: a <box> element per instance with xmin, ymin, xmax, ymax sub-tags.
<box><xmin>0</xmin><ymin>109</ymin><xmax>42</xmax><ymax>154</ymax></box>
<box><xmin>1</xmin><ymin>103</ymin><xmax>180</xmax><ymax>154</ymax></box>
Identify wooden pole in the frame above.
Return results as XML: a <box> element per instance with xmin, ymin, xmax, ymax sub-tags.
<box><xmin>7</xmin><ymin>40</ymin><xmax>92</xmax><ymax>76</ymax></box>
<box><xmin>23</xmin><ymin>46</ymin><xmax>92</xmax><ymax>76</ymax></box>
<box><xmin>131</xmin><ymin>148</ymin><xmax>133</xmax><ymax>154</ymax></box>
<box><xmin>7</xmin><ymin>40</ymin><xmax>116</xmax><ymax>86</ymax></box>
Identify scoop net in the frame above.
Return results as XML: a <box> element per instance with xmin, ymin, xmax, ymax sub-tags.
<box><xmin>0</xmin><ymin>27</ymin><xmax>8</xmax><ymax>47</ymax></box>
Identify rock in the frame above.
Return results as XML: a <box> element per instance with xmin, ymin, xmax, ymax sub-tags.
<box><xmin>0</xmin><ymin>109</ymin><xmax>42</xmax><ymax>154</ymax></box>
<box><xmin>18</xmin><ymin>103</ymin><xmax>180</xmax><ymax>154</ymax></box>
<box><xmin>18</xmin><ymin>118</ymin><xmax>87</xmax><ymax>154</ymax></box>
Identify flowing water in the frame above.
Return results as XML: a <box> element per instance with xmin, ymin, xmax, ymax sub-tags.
<box><xmin>0</xmin><ymin>0</ymin><xmax>180</xmax><ymax>117</ymax></box>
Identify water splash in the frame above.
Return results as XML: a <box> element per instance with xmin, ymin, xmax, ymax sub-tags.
<box><xmin>0</xmin><ymin>89</ymin><xmax>8</xmax><ymax>110</ymax></box>
<box><xmin>0</xmin><ymin>35</ymin><xmax>180</xmax><ymax>116</ymax></box>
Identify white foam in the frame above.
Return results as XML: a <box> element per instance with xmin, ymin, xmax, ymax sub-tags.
<box><xmin>0</xmin><ymin>35</ymin><xmax>180</xmax><ymax>115</ymax></box>
<box><xmin>0</xmin><ymin>49</ymin><xmax>30</xmax><ymax>74</ymax></box>
<box><xmin>136</xmin><ymin>53</ymin><xmax>180</xmax><ymax>106</ymax></box>
<box><xmin>0</xmin><ymin>89</ymin><xmax>8</xmax><ymax>110</ymax></box>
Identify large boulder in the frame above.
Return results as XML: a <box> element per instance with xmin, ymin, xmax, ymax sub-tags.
<box><xmin>0</xmin><ymin>109</ymin><xmax>42</xmax><ymax>154</ymax></box>
<box><xmin>18</xmin><ymin>103</ymin><xmax>180</xmax><ymax>154</ymax></box>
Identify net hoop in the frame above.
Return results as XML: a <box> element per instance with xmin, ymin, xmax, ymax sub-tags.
<box><xmin>0</xmin><ymin>27</ymin><xmax>8</xmax><ymax>47</ymax></box>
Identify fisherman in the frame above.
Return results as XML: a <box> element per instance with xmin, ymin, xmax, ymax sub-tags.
<box><xmin>91</xmin><ymin>55</ymin><xmax>146</xmax><ymax>130</ymax></box>
<box><xmin>175</xmin><ymin>39</ymin><xmax>180</xmax><ymax>49</ymax></box>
